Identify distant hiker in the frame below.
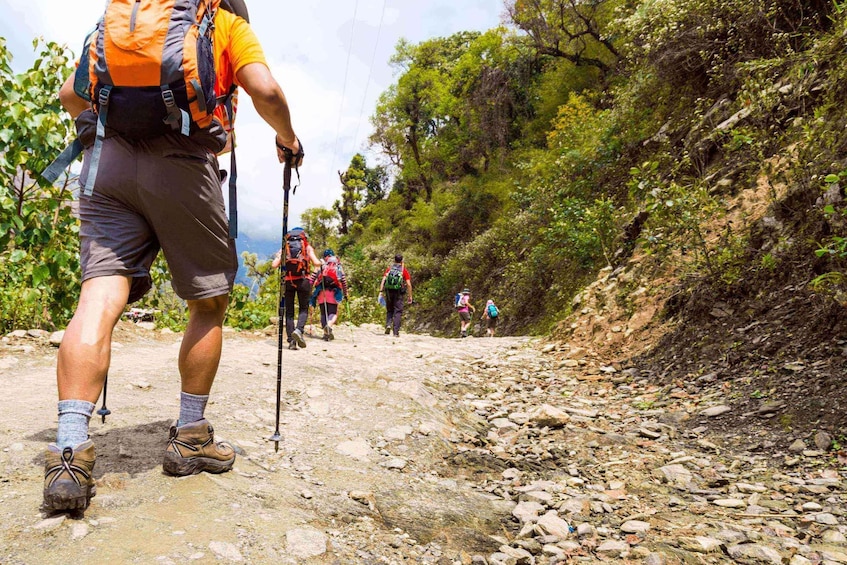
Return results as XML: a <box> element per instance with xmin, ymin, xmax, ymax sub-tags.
<box><xmin>272</xmin><ymin>227</ymin><xmax>321</xmax><ymax>350</ymax></box>
<box><xmin>378</xmin><ymin>254</ymin><xmax>413</xmax><ymax>337</ymax></box>
<box><xmin>42</xmin><ymin>1</ymin><xmax>303</xmax><ymax>512</ymax></box>
<box><xmin>456</xmin><ymin>288</ymin><xmax>475</xmax><ymax>338</ymax></box>
<box><xmin>309</xmin><ymin>249</ymin><xmax>348</xmax><ymax>341</ymax></box>
<box><xmin>480</xmin><ymin>299</ymin><xmax>500</xmax><ymax>337</ymax></box>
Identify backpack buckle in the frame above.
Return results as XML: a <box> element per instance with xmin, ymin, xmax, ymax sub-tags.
<box><xmin>98</xmin><ymin>85</ymin><xmax>112</xmax><ymax>106</ymax></box>
<box><xmin>161</xmin><ymin>88</ymin><xmax>176</xmax><ymax>108</ymax></box>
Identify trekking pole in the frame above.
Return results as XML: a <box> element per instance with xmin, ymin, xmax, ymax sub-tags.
<box><xmin>344</xmin><ymin>299</ymin><xmax>354</xmax><ymax>344</ymax></box>
<box><xmin>97</xmin><ymin>373</ymin><xmax>111</xmax><ymax>423</ymax></box>
<box><xmin>317</xmin><ymin>263</ymin><xmax>331</xmax><ymax>341</ymax></box>
<box><xmin>270</xmin><ymin>143</ymin><xmax>301</xmax><ymax>453</ymax></box>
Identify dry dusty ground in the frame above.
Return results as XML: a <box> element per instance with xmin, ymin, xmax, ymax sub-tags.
<box><xmin>0</xmin><ymin>322</ymin><xmax>531</xmax><ymax>564</ymax></box>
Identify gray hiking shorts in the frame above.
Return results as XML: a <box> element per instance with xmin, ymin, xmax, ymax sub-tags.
<box><xmin>78</xmin><ymin>133</ymin><xmax>237</xmax><ymax>303</ymax></box>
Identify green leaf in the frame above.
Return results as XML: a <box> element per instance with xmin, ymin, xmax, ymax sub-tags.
<box><xmin>23</xmin><ymin>287</ymin><xmax>41</xmax><ymax>303</ymax></box>
<box><xmin>32</xmin><ymin>264</ymin><xmax>50</xmax><ymax>286</ymax></box>
<box><xmin>824</xmin><ymin>204</ymin><xmax>836</xmax><ymax>215</ymax></box>
<box><xmin>9</xmin><ymin>249</ymin><xmax>27</xmax><ymax>263</ymax></box>
<box><xmin>825</xmin><ymin>174</ymin><xmax>840</xmax><ymax>184</ymax></box>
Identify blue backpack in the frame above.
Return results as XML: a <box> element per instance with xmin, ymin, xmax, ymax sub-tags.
<box><xmin>487</xmin><ymin>303</ymin><xmax>499</xmax><ymax>318</ymax></box>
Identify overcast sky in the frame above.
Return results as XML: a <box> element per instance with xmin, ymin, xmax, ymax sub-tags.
<box><xmin>0</xmin><ymin>0</ymin><xmax>505</xmax><ymax>240</ymax></box>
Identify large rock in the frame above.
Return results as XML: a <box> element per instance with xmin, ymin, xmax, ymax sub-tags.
<box><xmin>49</xmin><ymin>330</ymin><xmax>65</xmax><ymax>347</ymax></box>
<box><xmin>656</xmin><ymin>464</ymin><xmax>692</xmax><ymax>486</ymax></box>
<box><xmin>536</xmin><ymin>511</ymin><xmax>571</xmax><ymax>539</ymax></box>
<box><xmin>512</xmin><ymin>501</ymin><xmax>545</xmax><ymax>524</ymax></box>
<box><xmin>529</xmin><ymin>404</ymin><xmax>570</xmax><ymax>428</ymax></box>
<box><xmin>700</xmin><ymin>405</ymin><xmax>731</xmax><ymax>417</ymax></box>
<box><xmin>677</xmin><ymin>536</ymin><xmax>724</xmax><ymax>553</ymax></box>
<box><xmin>726</xmin><ymin>544</ymin><xmax>783</xmax><ymax>564</ymax></box>
<box><xmin>596</xmin><ymin>540</ymin><xmax>629</xmax><ymax>558</ymax></box>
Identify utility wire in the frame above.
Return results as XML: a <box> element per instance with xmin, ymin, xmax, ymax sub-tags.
<box><xmin>331</xmin><ymin>0</ymin><xmax>360</xmax><ymax>173</ymax></box>
<box><xmin>350</xmin><ymin>0</ymin><xmax>387</xmax><ymax>157</ymax></box>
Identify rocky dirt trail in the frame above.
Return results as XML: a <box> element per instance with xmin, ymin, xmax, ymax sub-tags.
<box><xmin>1</xmin><ymin>322</ymin><xmax>846</xmax><ymax>564</ymax></box>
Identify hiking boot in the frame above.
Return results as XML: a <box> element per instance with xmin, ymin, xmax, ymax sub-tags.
<box><xmin>288</xmin><ymin>341</ymin><xmax>298</xmax><ymax>350</ymax></box>
<box><xmin>385</xmin><ymin>326</ymin><xmax>391</xmax><ymax>335</ymax></box>
<box><xmin>292</xmin><ymin>328</ymin><xmax>307</xmax><ymax>348</ymax></box>
<box><xmin>327</xmin><ymin>326</ymin><xmax>334</xmax><ymax>341</ymax></box>
<box><xmin>163</xmin><ymin>419</ymin><xmax>235</xmax><ymax>476</ymax></box>
<box><xmin>43</xmin><ymin>439</ymin><xmax>96</xmax><ymax>512</ymax></box>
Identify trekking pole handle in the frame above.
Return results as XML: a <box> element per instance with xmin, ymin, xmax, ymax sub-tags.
<box><xmin>276</xmin><ymin>137</ymin><xmax>304</xmax><ymax>165</ymax></box>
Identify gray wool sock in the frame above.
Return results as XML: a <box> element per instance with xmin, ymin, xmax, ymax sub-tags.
<box><xmin>178</xmin><ymin>392</ymin><xmax>209</xmax><ymax>427</ymax></box>
<box><xmin>56</xmin><ymin>400</ymin><xmax>96</xmax><ymax>449</ymax></box>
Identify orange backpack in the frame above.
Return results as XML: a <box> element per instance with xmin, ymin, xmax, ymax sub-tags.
<box><xmin>88</xmin><ymin>0</ymin><xmax>220</xmax><ymax>136</ymax></box>
<box><xmin>44</xmin><ymin>0</ymin><xmax>222</xmax><ymax>195</ymax></box>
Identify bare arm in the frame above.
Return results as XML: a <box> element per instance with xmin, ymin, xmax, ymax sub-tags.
<box><xmin>59</xmin><ymin>73</ymin><xmax>89</xmax><ymax>119</ymax></box>
<box><xmin>308</xmin><ymin>246</ymin><xmax>321</xmax><ymax>267</ymax></box>
<box><xmin>235</xmin><ymin>62</ymin><xmax>302</xmax><ymax>164</ymax></box>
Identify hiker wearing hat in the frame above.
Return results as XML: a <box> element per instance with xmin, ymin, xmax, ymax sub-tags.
<box><xmin>456</xmin><ymin>288</ymin><xmax>475</xmax><ymax>338</ymax></box>
<box><xmin>309</xmin><ymin>249</ymin><xmax>348</xmax><ymax>341</ymax></box>
<box><xmin>378</xmin><ymin>254</ymin><xmax>413</xmax><ymax>337</ymax></box>
<box><xmin>480</xmin><ymin>299</ymin><xmax>500</xmax><ymax>337</ymax></box>
<box><xmin>43</xmin><ymin>0</ymin><xmax>303</xmax><ymax>512</ymax></box>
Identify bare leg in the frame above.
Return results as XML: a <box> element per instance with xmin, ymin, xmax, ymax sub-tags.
<box><xmin>179</xmin><ymin>295</ymin><xmax>229</xmax><ymax>395</ymax></box>
<box><xmin>57</xmin><ymin>276</ymin><xmax>131</xmax><ymax>403</ymax></box>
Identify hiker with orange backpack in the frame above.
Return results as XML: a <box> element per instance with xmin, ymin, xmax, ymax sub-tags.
<box><xmin>272</xmin><ymin>227</ymin><xmax>321</xmax><ymax>350</ymax></box>
<box><xmin>308</xmin><ymin>249</ymin><xmax>349</xmax><ymax>341</ymax></box>
<box><xmin>40</xmin><ymin>0</ymin><xmax>304</xmax><ymax>513</ymax></box>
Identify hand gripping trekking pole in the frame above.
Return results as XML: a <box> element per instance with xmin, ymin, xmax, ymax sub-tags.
<box><xmin>270</xmin><ymin>140</ymin><xmax>303</xmax><ymax>452</ymax></box>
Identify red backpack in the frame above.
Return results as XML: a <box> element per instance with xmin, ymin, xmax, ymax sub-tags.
<box><xmin>319</xmin><ymin>260</ymin><xmax>341</xmax><ymax>289</ymax></box>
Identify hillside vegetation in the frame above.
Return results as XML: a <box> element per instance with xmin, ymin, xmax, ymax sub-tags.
<box><xmin>312</xmin><ymin>0</ymin><xmax>847</xmax><ymax>343</ymax></box>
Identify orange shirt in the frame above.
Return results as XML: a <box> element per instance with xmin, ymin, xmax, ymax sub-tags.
<box><xmin>213</xmin><ymin>9</ymin><xmax>266</xmax><ymax>138</ymax></box>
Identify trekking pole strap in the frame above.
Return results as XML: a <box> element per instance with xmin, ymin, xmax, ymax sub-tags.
<box><xmin>276</xmin><ymin>137</ymin><xmax>303</xmax><ymax>193</ymax></box>
<box><xmin>42</xmin><ymin>138</ymin><xmax>84</xmax><ymax>184</ymax></box>
<box><xmin>228</xmin><ymin>137</ymin><xmax>238</xmax><ymax>239</ymax></box>
<box><xmin>224</xmin><ymin>91</ymin><xmax>238</xmax><ymax>239</ymax></box>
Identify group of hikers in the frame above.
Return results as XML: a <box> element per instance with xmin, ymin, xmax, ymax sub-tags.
<box><xmin>273</xmin><ymin>233</ymin><xmax>501</xmax><ymax>345</ymax></box>
<box><xmin>270</xmin><ymin>227</ymin><xmax>349</xmax><ymax>348</ymax></box>
<box><xmin>454</xmin><ymin>288</ymin><xmax>500</xmax><ymax>338</ymax></box>
<box><xmin>33</xmin><ymin>0</ymin><xmax>501</xmax><ymax>516</ymax></box>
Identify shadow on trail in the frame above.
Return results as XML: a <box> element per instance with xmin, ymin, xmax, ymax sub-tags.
<box><xmin>28</xmin><ymin>420</ymin><xmax>173</xmax><ymax>477</ymax></box>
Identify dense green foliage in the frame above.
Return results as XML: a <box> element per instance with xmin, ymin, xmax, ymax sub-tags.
<box><xmin>291</xmin><ymin>0</ymin><xmax>846</xmax><ymax>336</ymax></box>
<box><xmin>0</xmin><ymin>39</ymin><xmax>78</xmax><ymax>332</ymax></box>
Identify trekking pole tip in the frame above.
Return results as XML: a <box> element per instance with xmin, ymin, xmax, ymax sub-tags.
<box><xmin>269</xmin><ymin>432</ymin><xmax>282</xmax><ymax>453</ymax></box>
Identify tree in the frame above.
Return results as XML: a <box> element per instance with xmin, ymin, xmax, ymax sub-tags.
<box><xmin>335</xmin><ymin>154</ymin><xmax>368</xmax><ymax>234</ymax></box>
<box><xmin>0</xmin><ymin>38</ymin><xmax>78</xmax><ymax>330</ymax></box>
<box><xmin>299</xmin><ymin>206</ymin><xmax>336</xmax><ymax>251</ymax></box>
<box><xmin>506</xmin><ymin>0</ymin><xmax>621</xmax><ymax>75</ymax></box>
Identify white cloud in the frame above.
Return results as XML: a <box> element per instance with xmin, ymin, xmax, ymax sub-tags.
<box><xmin>0</xmin><ymin>0</ymin><xmax>504</xmax><ymax>240</ymax></box>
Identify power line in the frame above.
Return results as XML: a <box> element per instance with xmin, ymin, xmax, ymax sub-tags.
<box><xmin>350</xmin><ymin>0</ymin><xmax>387</xmax><ymax>158</ymax></box>
<box><xmin>331</xmin><ymin>0</ymin><xmax>360</xmax><ymax>174</ymax></box>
